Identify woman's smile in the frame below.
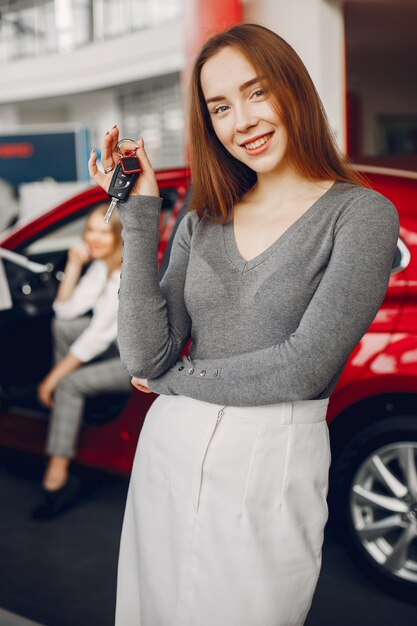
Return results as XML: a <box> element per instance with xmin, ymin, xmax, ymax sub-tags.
<box><xmin>240</xmin><ymin>131</ymin><xmax>274</xmax><ymax>155</ymax></box>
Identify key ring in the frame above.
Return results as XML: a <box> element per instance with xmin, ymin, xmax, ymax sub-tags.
<box><xmin>116</xmin><ymin>138</ymin><xmax>140</xmax><ymax>157</ymax></box>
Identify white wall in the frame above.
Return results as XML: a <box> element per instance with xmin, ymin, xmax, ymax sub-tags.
<box><xmin>242</xmin><ymin>0</ymin><xmax>346</xmax><ymax>151</ymax></box>
<box><xmin>1</xmin><ymin>89</ymin><xmax>120</xmax><ymax>153</ymax></box>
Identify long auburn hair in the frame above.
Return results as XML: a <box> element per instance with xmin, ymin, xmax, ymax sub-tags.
<box><xmin>187</xmin><ymin>22</ymin><xmax>368</xmax><ymax>224</ymax></box>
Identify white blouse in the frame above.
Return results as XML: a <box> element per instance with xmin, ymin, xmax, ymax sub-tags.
<box><xmin>53</xmin><ymin>260</ymin><xmax>121</xmax><ymax>363</ymax></box>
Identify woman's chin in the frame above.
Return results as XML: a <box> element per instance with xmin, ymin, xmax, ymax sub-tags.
<box><xmin>90</xmin><ymin>250</ymin><xmax>107</xmax><ymax>260</ymax></box>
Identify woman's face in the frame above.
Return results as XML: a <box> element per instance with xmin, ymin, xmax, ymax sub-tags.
<box><xmin>201</xmin><ymin>47</ymin><xmax>289</xmax><ymax>176</ymax></box>
<box><xmin>84</xmin><ymin>211</ymin><xmax>117</xmax><ymax>260</ymax></box>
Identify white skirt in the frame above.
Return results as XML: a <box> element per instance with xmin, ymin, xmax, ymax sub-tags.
<box><xmin>115</xmin><ymin>394</ymin><xmax>331</xmax><ymax>626</ymax></box>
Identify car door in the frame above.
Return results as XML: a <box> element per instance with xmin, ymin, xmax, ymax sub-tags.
<box><xmin>0</xmin><ymin>206</ymin><xmax>93</xmax><ymax>404</ymax></box>
<box><xmin>0</xmin><ymin>183</ymin><xmax>187</xmax><ymax>411</ymax></box>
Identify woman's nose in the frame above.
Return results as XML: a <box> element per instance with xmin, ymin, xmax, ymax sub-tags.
<box><xmin>234</xmin><ymin>105</ymin><xmax>258</xmax><ymax>134</ymax></box>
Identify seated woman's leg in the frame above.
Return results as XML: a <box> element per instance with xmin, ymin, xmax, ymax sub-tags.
<box><xmin>33</xmin><ymin>358</ymin><xmax>131</xmax><ymax>518</ymax></box>
<box><xmin>46</xmin><ymin>357</ymin><xmax>131</xmax><ymax>461</ymax></box>
<box><xmin>51</xmin><ymin>316</ymin><xmax>90</xmax><ymax>363</ymax></box>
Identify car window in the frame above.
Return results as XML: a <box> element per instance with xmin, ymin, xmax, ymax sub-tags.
<box><xmin>21</xmin><ymin>185</ymin><xmax>184</xmax><ymax>257</ymax></box>
<box><xmin>24</xmin><ymin>214</ymin><xmax>88</xmax><ymax>255</ymax></box>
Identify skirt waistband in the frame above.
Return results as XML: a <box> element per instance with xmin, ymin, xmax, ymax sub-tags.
<box><xmin>172</xmin><ymin>396</ymin><xmax>330</xmax><ymax>425</ymax></box>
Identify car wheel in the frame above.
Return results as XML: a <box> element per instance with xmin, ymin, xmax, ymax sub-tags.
<box><xmin>330</xmin><ymin>416</ymin><xmax>417</xmax><ymax>603</ymax></box>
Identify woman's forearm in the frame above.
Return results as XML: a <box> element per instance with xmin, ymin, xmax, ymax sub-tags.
<box><xmin>55</xmin><ymin>261</ymin><xmax>83</xmax><ymax>303</ymax></box>
<box><xmin>46</xmin><ymin>352</ymin><xmax>83</xmax><ymax>387</ymax></box>
<box><xmin>117</xmin><ymin>196</ymin><xmax>193</xmax><ymax>378</ymax></box>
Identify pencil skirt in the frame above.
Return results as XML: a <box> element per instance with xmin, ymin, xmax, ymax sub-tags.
<box><xmin>115</xmin><ymin>393</ymin><xmax>331</xmax><ymax>626</ymax></box>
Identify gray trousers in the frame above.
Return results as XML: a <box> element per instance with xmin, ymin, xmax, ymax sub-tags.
<box><xmin>46</xmin><ymin>316</ymin><xmax>132</xmax><ymax>458</ymax></box>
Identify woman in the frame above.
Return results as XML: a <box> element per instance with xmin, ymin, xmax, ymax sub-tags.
<box><xmin>89</xmin><ymin>24</ymin><xmax>399</xmax><ymax>626</ymax></box>
<box><xmin>33</xmin><ymin>204</ymin><xmax>132</xmax><ymax>520</ymax></box>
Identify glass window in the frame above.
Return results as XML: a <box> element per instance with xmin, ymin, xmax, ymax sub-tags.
<box><xmin>25</xmin><ymin>213</ymin><xmax>88</xmax><ymax>255</ymax></box>
<box><xmin>119</xmin><ymin>74</ymin><xmax>184</xmax><ymax>169</ymax></box>
<box><xmin>127</xmin><ymin>0</ymin><xmax>149</xmax><ymax>32</ymax></box>
<box><xmin>0</xmin><ymin>0</ymin><xmax>182</xmax><ymax>61</ymax></box>
<box><xmin>23</xmin><ymin>184</ymin><xmax>182</xmax><ymax>257</ymax></box>
<box><xmin>18</xmin><ymin>7</ymin><xmax>37</xmax><ymax>59</ymax></box>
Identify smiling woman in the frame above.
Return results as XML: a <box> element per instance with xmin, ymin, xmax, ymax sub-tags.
<box><xmin>88</xmin><ymin>22</ymin><xmax>401</xmax><ymax>626</ymax></box>
<box><xmin>188</xmin><ymin>23</ymin><xmax>366</xmax><ymax>224</ymax></box>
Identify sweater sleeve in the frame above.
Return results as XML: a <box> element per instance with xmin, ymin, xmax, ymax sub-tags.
<box><xmin>117</xmin><ymin>195</ymin><xmax>194</xmax><ymax>379</ymax></box>
<box><xmin>147</xmin><ymin>193</ymin><xmax>400</xmax><ymax>405</ymax></box>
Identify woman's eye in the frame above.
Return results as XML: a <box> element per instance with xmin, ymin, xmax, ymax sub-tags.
<box><xmin>252</xmin><ymin>88</ymin><xmax>265</xmax><ymax>99</ymax></box>
<box><xmin>213</xmin><ymin>105</ymin><xmax>229</xmax><ymax>115</ymax></box>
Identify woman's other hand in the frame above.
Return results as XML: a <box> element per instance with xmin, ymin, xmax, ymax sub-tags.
<box><xmin>131</xmin><ymin>377</ymin><xmax>152</xmax><ymax>393</ymax></box>
<box><xmin>37</xmin><ymin>376</ymin><xmax>56</xmax><ymax>408</ymax></box>
<box><xmin>37</xmin><ymin>354</ymin><xmax>83</xmax><ymax>408</ymax></box>
<box><xmin>67</xmin><ymin>242</ymin><xmax>92</xmax><ymax>267</ymax></box>
<box><xmin>88</xmin><ymin>126</ymin><xmax>160</xmax><ymax>198</ymax></box>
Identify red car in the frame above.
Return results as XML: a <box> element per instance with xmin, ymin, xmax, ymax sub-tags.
<box><xmin>0</xmin><ymin>166</ymin><xmax>416</xmax><ymax>602</ymax></box>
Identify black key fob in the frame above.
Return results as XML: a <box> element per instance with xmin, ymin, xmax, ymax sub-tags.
<box><xmin>120</xmin><ymin>153</ymin><xmax>141</xmax><ymax>174</ymax></box>
<box><xmin>108</xmin><ymin>162</ymin><xmax>139</xmax><ymax>202</ymax></box>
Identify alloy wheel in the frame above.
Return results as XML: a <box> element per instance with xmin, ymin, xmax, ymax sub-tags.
<box><xmin>350</xmin><ymin>442</ymin><xmax>417</xmax><ymax>583</ymax></box>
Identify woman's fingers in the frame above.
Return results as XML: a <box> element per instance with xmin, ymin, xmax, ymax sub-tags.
<box><xmin>131</xmin><ymin>377</ymin><xmax>152</xmax><ymax>393</ymax></box>
<box><xmin>88</xmin><ymin>149</ymin><xmax>107</xmax><ymax>189</ymax></box>
<box><xmin>37</xmin><ymin>383</ymin><xmax>53</xmax><ymax>408</ymax></box>
<box><xmin>101</xmin><ymin>129</ymin><xmax>117</xmax><ymax>171</ymax></box>
<box><xmin>135</xmin><ymin>137</ymin><xmax>152</xmax><ymax>173</ymax></box>
<box><xmin>89</xmin><ymin>127</ymin><xmax>159</xmax><ymax>197</ymax></box>
<box><xmin>134</xmin><ymin>138</ymin><xmax>159</xmax><ymax>196</ymax></box>
<box><xmin>109</xmin><ymin>126</ymin><xmax>121</xmax><ymax>164</ymax></box>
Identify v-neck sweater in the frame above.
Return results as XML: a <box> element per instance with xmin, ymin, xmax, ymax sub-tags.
<box><xmin>117</xmin><ymin>180</ymin><xmax>400</xmax><ymax>406</ymax></box>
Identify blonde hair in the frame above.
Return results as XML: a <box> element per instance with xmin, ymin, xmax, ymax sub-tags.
<box><xmin>85</xmin><ymin>203</ymin><xmax>123</xmax><ymax>271</ymax></box>
<box><xmin>86</xmin><ymin>203</ymin><xmax>122</xmax><ymax>244</ymax></box>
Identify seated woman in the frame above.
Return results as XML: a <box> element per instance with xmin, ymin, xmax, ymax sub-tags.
<box><xmin>32</xmin><ymin>203</ymin><xmax>132</xmax><ymax>520</ymax></box>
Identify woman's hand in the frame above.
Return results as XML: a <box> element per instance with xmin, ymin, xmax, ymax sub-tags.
<box><xmin>37</xmin><ymin>376</ymin><xmax>57</xmax><ymax>408</ymax></box>
<box><xmin>88</xmin><ymin>126</ymin><xmax>160</xmax><ymax>198</ymax></box>
<box><xmin>67</xmin><ymin>242</ymin><xmax>92</xmax><ymax>267</ymax></box>
<box><xmin>37</xmin><ymin>354</ymin><xmax>83</xmax><ymax>408</ymax></box>
<box><xmin>131</xmin><ymin>377</ymin><xmax>152</xmax><ymax>393</ymax></box>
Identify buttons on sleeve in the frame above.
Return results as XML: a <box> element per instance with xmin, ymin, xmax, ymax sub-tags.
<box><xmin>174</xmin><ymin>363</ymin><xmax>220</xmax><ymax>378</ymax></box>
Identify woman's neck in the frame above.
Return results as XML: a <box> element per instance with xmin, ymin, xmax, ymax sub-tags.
<box><xmin>103</xmin><ymin>250</ymin><xmax>122</xmax><ymax>275</ymax></box>
<box><xmin>245</xmin><ymin>167</ymin><xmax>334</xmax><ymax>211</ymax></box>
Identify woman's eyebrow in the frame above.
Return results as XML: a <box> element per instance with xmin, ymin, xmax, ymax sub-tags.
<box><xmin>205</xmin><ymin>76</ymin><xmax>266</xmax><ymax>105</ymax></box>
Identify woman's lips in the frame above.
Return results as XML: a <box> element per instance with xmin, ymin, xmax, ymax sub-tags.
<box><xmin>241</xmin><ymin>132</ymin><xmax>273</xmax><ymax>156</ymax></box>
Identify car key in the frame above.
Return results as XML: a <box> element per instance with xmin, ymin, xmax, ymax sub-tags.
<box><xmin>103</xmin><ymin>161</ymin><xmax>139</xmax><ymax>223</ymax></box>
<box><xmin>103</xmin><ymin>139</ymin><xmax>141</xmax><ymax>223</ymax></box>
<box><xmin>120</xmin><ymin>150</ymin><xmax>141</xmax><ymax>174</ymax></box>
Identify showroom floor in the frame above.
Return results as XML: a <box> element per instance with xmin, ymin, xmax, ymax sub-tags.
<box><xmin>0</xmin><ymin>447</ymin><xmax>416</xmax><ymax>626</ymax></box>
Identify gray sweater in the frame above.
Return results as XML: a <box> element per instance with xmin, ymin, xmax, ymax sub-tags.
<box><xmin>117</xmin><ymin>181</ymin><xmax>400</xmax><ymax>406</ymax></box>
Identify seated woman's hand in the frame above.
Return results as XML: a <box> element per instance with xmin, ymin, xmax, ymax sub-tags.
<box><xmin>88</xmin><ymin>126</ymin><xmax>160</xmax><ymax>198</ymax></box>
<box><xmin>131</xmin><ymin>377</ymin><xmax>152</xmax><ymax>394</ymax></box>
<box><xmin>67</xmin><ymin>242</ymin><xmax>92</xmax><ymax>267</ymax></box>
<box><xmin>37</xmin><ymin>376</ymin><xmax>57</xmax><ymax>408</ymax></box>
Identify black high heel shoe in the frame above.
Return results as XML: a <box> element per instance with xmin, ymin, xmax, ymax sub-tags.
<box><xmin>31</xmin><ymin>475</ymin><xmax>83</xmax><ymax>520</ymax></box>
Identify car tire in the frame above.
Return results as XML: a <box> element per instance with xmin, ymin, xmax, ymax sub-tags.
<box><xmin>329</xmin><ymin>416</ymin><xmax>417</xmax><ymax>604</ymax></box>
